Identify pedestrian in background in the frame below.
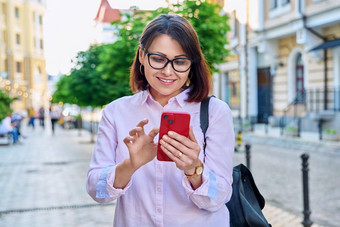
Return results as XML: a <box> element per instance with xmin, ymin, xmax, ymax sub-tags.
<box><xmin>38</xmin><ymin>106</ymin><xmax>45</xmax><ymax>128</ymax></box>
<box><xmin>11</xmin><ymin>112</ymin><xmax>24</xmax><ymax>138</ymax></box>
<box><xmin>49</xmin><ymin>105</ymin><xmax>60</xmax><ymax>134</ymax></box>
<box><xmin>27</xmin><ymin>107</ymin><xmax>36</xmax><ymax>129</ymax></box>
<box><xmin>0</xmin><ymin>113</ymin><xmax>19</xmax><ymax>144</ymax></box>
<box><xmin>86</xmin><ymin>14</ymin><xmax>234</xmax><ymax>226</ymax></box>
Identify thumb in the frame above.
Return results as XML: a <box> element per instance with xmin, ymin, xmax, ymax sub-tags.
<box><xmin>148</xmin><ymin>128</ymin><xmax>159</xmax><ymax>140</ymax></box>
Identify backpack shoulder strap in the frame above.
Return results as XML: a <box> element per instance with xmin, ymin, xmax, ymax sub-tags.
<box><xmin>200</xmin><ymin>96</ymin><xmax>214</xmax><ymax>159</ymax></box>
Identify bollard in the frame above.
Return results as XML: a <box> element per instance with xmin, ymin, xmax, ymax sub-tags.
<box><xmin>245</xmin><ymin>144</ymin><xmax>251</xmax><ymax>170</ymax></box>
<box><xmin>301</xmin><ymin>153</ymin><xmax>313</xmax><ymax>227</ymax></box>
<box><xmin>236</xmin><ymin>130</ymin><xmax>242</xmax><ymax>152</ymax></box>
<box><xmin>317</xmin><ymin>119</ymin><xmax>323</xmax><ymax>140</ymax></box>
<box><xmin>280</xmin><ymin>117</ymin><xmax>284</xmax><ymax>135</ymax></box>
<box><xmin>297</xmin><ymin>118</ymin><xmax>301</xmax><ymax>138</ymax></box>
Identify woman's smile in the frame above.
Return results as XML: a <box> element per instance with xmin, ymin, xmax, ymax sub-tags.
<box><xmin>157</xmin><ymin>77</ymin><xmax>177</xmax><ymax>85</ymax></box>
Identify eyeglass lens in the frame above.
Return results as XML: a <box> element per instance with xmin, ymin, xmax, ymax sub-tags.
<box><xmin>148</xmin><ymin>54</ymin><xmax>192</xmax><ymax>72</ymax></box>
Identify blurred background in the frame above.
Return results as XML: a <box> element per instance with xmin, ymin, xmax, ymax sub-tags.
<box><xmin>0</xmin><ymin>0</ymin><xmax>339</xmax><ymax>226</ymax></box>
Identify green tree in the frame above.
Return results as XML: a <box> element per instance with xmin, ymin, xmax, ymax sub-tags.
<box><xmin>169</xmin><ymin>0</ymin><xmax>230</xmax><ymax>72</ymax></box>
<box><xmin>69</xmin><ymin>45</ymin><xmax>115</xmax><ymax>108</ymax></box>
<box><xmin>52</xmin><ymin>74</ymin><xmax>78</xmax><ymax>105</ymax></box>
<box><xmin>0</xmin><ymin>89</ymin><xmax>13</xmax><ymax>121</ymax></box>
<box><xmin>98</xmin><ymin>12</ymin><xmax>147</xmax><ymax>98</ymax></box>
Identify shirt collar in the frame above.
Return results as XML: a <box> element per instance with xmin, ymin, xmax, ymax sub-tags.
<box><xmin>138</xmin><ymin>88</ymin><xmax>190</xmax><ymax>108</ymax></box>
<box><xmin>172</xmin><ymin>89</ymin><xmax>190</xmax><ymax>108</ymax></box>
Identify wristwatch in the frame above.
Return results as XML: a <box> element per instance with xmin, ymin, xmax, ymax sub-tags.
<box><xmin>185</xmin><ymin>162</ymin><xmax>203</xmax><ymax>178</ymax></box>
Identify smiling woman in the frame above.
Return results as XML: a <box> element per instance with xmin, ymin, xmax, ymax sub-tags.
<box><xmin>86</xmin><ymin>14</ymin><xmax>235</xmax><ymax>227</ymax></box>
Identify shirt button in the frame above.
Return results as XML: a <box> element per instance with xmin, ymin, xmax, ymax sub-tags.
<box><xmin>157</xmin><ymin>187</ymin><xmax>161</xmax><ymax>193</ymax></box>
<box><xmin>157</xmin><ymin>208</ymin><xmax>162</xmax><ymax>213</ymax></box>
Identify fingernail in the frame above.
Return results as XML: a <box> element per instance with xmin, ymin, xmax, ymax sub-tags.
<box><xmin>163</xmin><ymin>135</ymin><xmax>168</xmax><ymax>140</ymax></box>
<box><xmin>168</xmin><ymin>131</ymin><xmax>174</xmax><ymax>136</ymax></box>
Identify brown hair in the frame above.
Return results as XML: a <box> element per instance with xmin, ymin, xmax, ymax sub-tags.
<box><xmin>130</xmin><ymin>14</ymin><xmax>211</xmax><ymax>102</ymax></box>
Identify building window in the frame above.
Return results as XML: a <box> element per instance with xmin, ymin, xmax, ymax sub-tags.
<box><xmin>270</xmin><ymin>0</ymin><xmax>279</xmax><ymax>9</ymax></box>
<box><xmin>232</xmin><ymin>10</ymin><xmax>238</xmax><ymax>38</ymax></box>
<box><xmin>2</xmin><ymin>3</ymin><xmax>7</xmax><ymax>16</ymax></box>
<box><xmin>4</xmin><ymin>59</ymin><xmax>8</xmax><ymax>73</ymax></box>
<box><xmin>269</xmin><ymin>0</ymin><xmax>291</xmax><ymax>18</ymax></box>
<box><xmin>39</xmin><ymin>15</ymin><xmax>43</xmax><ymax>25</ymax></box>
<box><xmin>295</xmin><ymin>53</ymin><xmax>305</xmax><ymax>104</ymax></box>
<box><xmin>40</xmin><ymin>39</ymin><xmax>43</xmax><ymax>49</ymax></box>
<box><xmin>16</xmin><ymin>62</ymin><xmax>22</xmax><ymax>73</ymax></box>
<box><xmin>16</xmin><ymin>34</ymin><xmax>21</xmax><ymax>45</ymax></box>
<box><xmin>15</xmin><ymin>7</ymin><xmax>19</xmax><ymax>18</ymax></box>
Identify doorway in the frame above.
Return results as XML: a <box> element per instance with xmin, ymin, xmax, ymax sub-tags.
<box><xmin>257</xmin><ymin>68</ymin><xmax>273</xmax><ymax>123</ymax></box>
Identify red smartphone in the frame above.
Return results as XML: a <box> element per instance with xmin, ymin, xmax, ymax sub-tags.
<box><xmin>157</xmin><ymin>112</ymin><xmax>191</xmax><ymax>161</ymax></box>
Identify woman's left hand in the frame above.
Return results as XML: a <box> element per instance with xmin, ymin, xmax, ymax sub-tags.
<box><xmin>159</xmin><ymin>126</ymin><xmax>201</xmax><ymax>175</ymax></box>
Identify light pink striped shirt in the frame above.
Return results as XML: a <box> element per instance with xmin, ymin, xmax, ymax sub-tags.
<box><xmin>86</xmin><ymin>89</ymin><xmax>234</xmax><ymax>226</ymax></box>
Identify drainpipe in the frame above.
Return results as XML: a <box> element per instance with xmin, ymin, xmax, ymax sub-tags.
<box><xmin>299</xmin><ymin>0</ymin><xmax>328</xmax><ymax>110</ymax></box>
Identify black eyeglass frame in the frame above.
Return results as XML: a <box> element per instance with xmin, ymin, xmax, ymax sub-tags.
<box><xmin>146</xmin><ymin>52</ymin><xmax>193</xmax><ymax>73</ymax></box>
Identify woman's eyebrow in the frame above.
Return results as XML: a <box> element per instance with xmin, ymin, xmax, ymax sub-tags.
<box><xmin>151</xmin><ymin>51</ymin><xmax>188</xmax><ymax>58</ymax></box>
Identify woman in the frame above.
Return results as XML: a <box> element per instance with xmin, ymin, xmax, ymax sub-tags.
<box><xmin>86</xmin><ymin>14</ymin><xmax>234</xmax><ymax>226</ymax></box>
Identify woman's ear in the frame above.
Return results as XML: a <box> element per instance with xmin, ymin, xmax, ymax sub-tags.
<box><xmin>138</xmin><ymin>46</ymin><xmax>144</xmax><ymax>65</ymax></box>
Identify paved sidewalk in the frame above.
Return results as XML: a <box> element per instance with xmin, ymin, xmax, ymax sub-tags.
<box><xmin>243</xmin><ymin>124</ymin><xmax>340</xmax><ymax>154</ymax></box>
<box><xmin>0</xmin><ymin>121</ymin><xmax>329</xmax><ymax>226</ymax></box>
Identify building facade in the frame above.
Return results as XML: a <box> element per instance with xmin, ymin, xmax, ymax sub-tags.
<box><xmin>0</xmin><ymin>0</ymin><xmax>47</xmax><ymax>112</ymax></box>
<box><xmin>217</xmin><ymin>0</ymin><xmax>340</xmax><ymax>131</ymax></box>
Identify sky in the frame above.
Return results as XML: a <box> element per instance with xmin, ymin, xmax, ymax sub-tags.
<box><xmin>43</xmin><ymin>0</ymin><xmax>167</xmax><ymax>76</ymax></box>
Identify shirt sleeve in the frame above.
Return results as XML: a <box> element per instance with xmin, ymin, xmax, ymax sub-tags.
<box><xmin>86</xmin><ymin>104</ymin><xmax>132</xmax><ymax>203</ymax></box>
<box><xmin>182</xmin><ymin>98</ymin><xmax>234</xmax><ymax>211</ymax></box>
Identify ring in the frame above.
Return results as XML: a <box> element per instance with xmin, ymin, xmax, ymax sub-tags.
<box><xmin>178</xmin><ymin>152</ymin><xmax>183</xmax><ymax>158</ymax></box>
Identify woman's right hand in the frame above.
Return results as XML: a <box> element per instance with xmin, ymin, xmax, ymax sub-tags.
<box><xmin>123</xmin><ymin>119</ymin><xmax>159</xmax><ymax>171</ymax></box>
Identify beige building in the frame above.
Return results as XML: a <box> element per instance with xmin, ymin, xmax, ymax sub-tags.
<box><xmin>0</xmin><ymin>0</ymin><xmax>47</xmax><ymax>112</ymax></box>
<box><xmin>218</xmin><ymin>0</ymin><xmax>340</xmax><ymax>132</ymax></box>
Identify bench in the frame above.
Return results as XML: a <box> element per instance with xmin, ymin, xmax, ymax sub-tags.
<box><xmin>0</xmin><ymin>133</ymin><xmax>12</xmax><ymax>145</ymax></box>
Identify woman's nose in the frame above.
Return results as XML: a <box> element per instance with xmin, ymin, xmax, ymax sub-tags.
<box><xmin>161</xmin><ymin>62</ymin><xmax>174</xmax><ymax>76</ymax></box>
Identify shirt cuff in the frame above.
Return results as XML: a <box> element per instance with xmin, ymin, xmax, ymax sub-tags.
<box><xmin>96</xmin><ymin>165</ymin><xmax>132</xmax><ymax>199</ymax></box>
<box><xmin>182</xmin><ymin>165</ymin><xmax>211</xmax><ymax>197</ymax></box>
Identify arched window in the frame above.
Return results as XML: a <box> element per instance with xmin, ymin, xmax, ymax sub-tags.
<box><xmin>296</xmin><ymin>53</ymin><xmax>305</xmax><ymax>103</ymax></box>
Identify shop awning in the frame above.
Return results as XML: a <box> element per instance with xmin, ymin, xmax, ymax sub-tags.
<box><xmin>309</xmin><ymin>39</ymin><xmax>340</xmax><ymax>52</ymax></box>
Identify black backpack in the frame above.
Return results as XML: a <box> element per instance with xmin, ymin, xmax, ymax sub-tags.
<box><xmin>200</xmin><ymin>97</ymin><xmax>271</xmax><ymax>227</ymax></box>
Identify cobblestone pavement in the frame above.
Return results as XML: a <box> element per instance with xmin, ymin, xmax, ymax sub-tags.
<box><xmin>235</xmin><ymin>127</ymin><xmax>340</xmax><ymax>227</ymax></box>
<box><xmin>1</xmin><ymin>121</ymin><xmax>338</xmax><ymax>226</ymax></box>
<box><xmin>0</xmin><ymin>123</ymin><xmax>115</xmax><ymax>226</ymax></box>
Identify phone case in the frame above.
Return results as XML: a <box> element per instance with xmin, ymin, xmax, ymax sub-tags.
<box><xmin>157</xmin><ymin>112</ymin><xmax>191</xmax><ymax>161</ymax></box>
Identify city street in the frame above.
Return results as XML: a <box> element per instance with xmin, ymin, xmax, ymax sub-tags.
<box><xmin>0</xmin><ymin>122</ymin><xmax>114</xmax><ymax>226</ymax></box>
<box><xmin>0</xmin><ymin>121</ymin><xmax>339</xmax><ymax>226</ymax></box>
<box><xmin>238</xmin><ymin>130</ymin><xmax>340</xmax><ymax>227</ymax></box>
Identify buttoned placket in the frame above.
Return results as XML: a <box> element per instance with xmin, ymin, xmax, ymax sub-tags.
<box><xmin>154</xmin><ymin>101</ymin><xmax>177</xmax><ymax>226</ymax></box>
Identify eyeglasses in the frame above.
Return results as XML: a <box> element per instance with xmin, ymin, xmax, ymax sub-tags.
<box><xmin>146</xmin><ymin>52</ymin><xmax>193</xmax><ymax>73</ymax></box>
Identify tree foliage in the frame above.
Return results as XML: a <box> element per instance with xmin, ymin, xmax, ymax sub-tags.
<box><xmin>52</xmin><ymin>74</ymin><xmax>77</xmax><ymax>105</ymax></box>
<box><xmin>153</xmin><ymin>0</ymin><xmax>230</xmax><ymax>72</ymax></box>
<box><xmin>0</xmin><ymin>89</ymin><xmax>13</xmax><ymax>121</ymax></box>
<box><xmin>52</xmin><ymin>45</ymin><xmax>116</xmax><ymax>108</ymax></box>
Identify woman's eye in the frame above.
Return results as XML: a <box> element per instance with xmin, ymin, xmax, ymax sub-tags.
<box><xmin>174</xmin><ymin>59</ymin><xmax>186</xmax><ymax>65</ymax></box>
<box><xmin>151</xmin><ymin>56</ymin><xmax>165</xmax><ymax>63</ymax></box>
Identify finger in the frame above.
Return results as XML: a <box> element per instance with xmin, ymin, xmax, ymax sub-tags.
<box><xmin>148</xmin><ymin>128</ymin><xmax>159</xmax><ymax>140</ymax></box>
<box><xmin>136</xmin><ymin>119</ymin><xmax>148</xmax><ymax>135</ymax></box>
<box><xmin>167</xmin><ymin>130</ymin><xmax>195</xmax><ymax>149</ymax></box>
<box><xmin>160</xmin><ymin>144</ymin><xmax>186</xmax><ymax>164</ymax></box>
<box><xmin>123</xmin><ymin>136</ymin><xmax>136</xmax><ymax>147</ymax></box>
<box><xmin>129</xmin><ymin>127</ymin><xmax>142</xmax><ymax>136</ymax></box>
<box><xmin>161</xmin><ymin>134</ymin><xmax>188</xmax><ymax>155</ymax></box>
